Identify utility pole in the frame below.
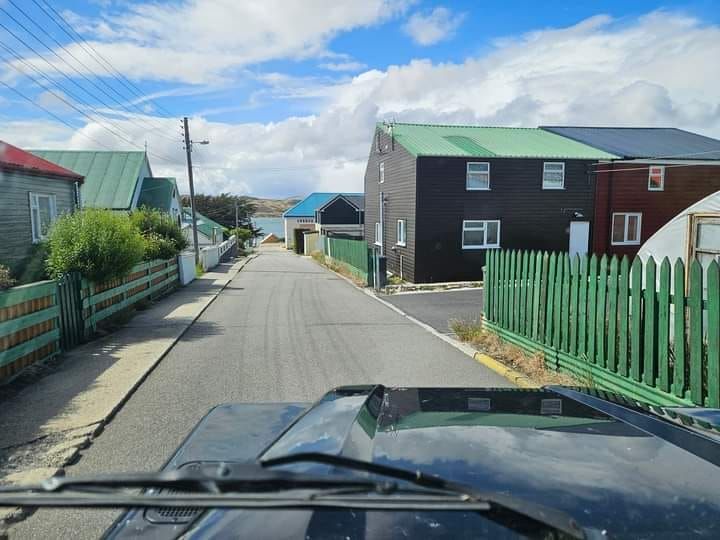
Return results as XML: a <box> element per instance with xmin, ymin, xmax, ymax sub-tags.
<box><xmin>235</xmin><ymin>200</ymin><xmax>239</xmax><ymax>229</ymax></box>
<box><xmin>182</xmin><ymin>117</ymin><xmax>209</xmax><ymax>266</ymax></box>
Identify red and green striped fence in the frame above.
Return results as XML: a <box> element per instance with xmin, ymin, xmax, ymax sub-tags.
<box><xmin>483</xmin><ymin>249</ymin><xmax>719</xmax><ymax>407</ymax></box>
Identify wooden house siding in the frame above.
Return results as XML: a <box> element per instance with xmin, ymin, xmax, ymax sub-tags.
<box><xmin>415</xmin><ymin>157</ymin><xmax>596</xmax><ymax>282</ymax></box>
<box><xmin>0</xmin><ymin>170</ymin><xmax>77</xmax><ymax>270</ymax></box>
<box><xmin>318</xmin><ymin>197</ymin><xmax>363</xmax><ymax>225</ymax></box>
<box><xmin>593</xmin><ymin>163</ymin><xmax>720</xmax><ymax>257</ymax></box>
<box><xmin>363</xmin><ymin>127</ymin><xmax>418</xmax><ymax>282</ymax></box>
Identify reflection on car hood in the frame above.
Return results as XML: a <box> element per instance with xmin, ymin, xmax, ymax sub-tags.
<box><xmin>108</xmin><ymin>386</ymin><xmax>720</xmax><ymax>539</ymax></box>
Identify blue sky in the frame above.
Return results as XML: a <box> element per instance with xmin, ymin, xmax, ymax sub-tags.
<box><xmin>1</xmin><ymin>0</ymin><xmax>719</xmax><ymax>197</ymax></box>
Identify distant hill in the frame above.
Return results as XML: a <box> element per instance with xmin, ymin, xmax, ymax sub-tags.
<box><xmin>246</xmin><ymin>196</ymin><xmax>301</xmax><ymax>217</ymax></box>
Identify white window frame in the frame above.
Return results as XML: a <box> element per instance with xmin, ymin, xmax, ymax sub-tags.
<box><xmin>648</xmin><ymin>165</ymin><xmax>665</xmax><ymax>191</ymax></box>
<box><xmin>29</xmin><ymin>192</ymin><xmax>57</xmax><ymax>243</ymax></box>
<box><xmin>374</xmin><ymin>222</ymin><xmax>382</xmax><ymax>246</ymax></box>
<box><xmin>611</xmin><ymin>212</ymin><xmax>642</xmax><ymax>246</ymax></box>
<box><xmin>466</xmin><ymin>162</ymin><xmax>490</xmax><ymax>191</ymax></box>
<box><xmin>542</xmin><ymin>162</ymin><xmax>565</xmax><ymax>190</ymax></box>
<box><xmin>462</xmin><ymin>220</ymin><xmax>501</xmax><ymax>250</ymax></box>
<box><xmin>379</xmin><ymin>162</ymin><xmax>385</xmax><ymax>184</ymax></box>
<box><xmin>396</xmin><ymin>219</ymin><xmax>406</xmax><ymax>246</ymax></box>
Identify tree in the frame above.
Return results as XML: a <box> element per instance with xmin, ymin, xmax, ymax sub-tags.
<box><xmin>181</xmin><ymin>193</ymin><xmax>258</xmax><ymax>233</ymax></box>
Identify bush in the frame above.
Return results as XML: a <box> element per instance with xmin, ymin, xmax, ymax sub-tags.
<box><xmin>46</xmin><ymin>209</ymin><xmax>145</xmax><ymax>282</ymax></box>
<box><xmin>130</xmin><ymin>207</ymin><xmax>188</xmax><ymax>260</ymax></box>
<box><xmin>232</xmin><ymin>227</ymin><xmax>253</xmax><ymax>245</ymax></box>
<box><xmin>0</xmin><ymin>265</ymin><xmax>16</xmax><ymax>290</ymax></box>
<box><xmin>14</xmin><ymin>243</ymin><xmax>50</xmax><ymax>284</ymax></box>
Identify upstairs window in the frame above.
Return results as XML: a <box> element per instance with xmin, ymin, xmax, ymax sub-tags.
<box><xmin>379</xmin><ymin>162</ymin><xmax>385</xmax><ymax>183</ymax></box>
<box><xmin>648</xmin><ymin>166</ymin><xmax>665</xmax><ymax>191</ymax></box>
<box><xmin>542</xmin><ymin>162</ymin><xmax>565</xmax><ymax>189</ymax></box>
<box><xmin>396</xmin><ymin>219</ymin><xmax>406</xmax><ymax>246</ymax></box>
<box><xmin>462</xmin><ymin>220</ymin><xmax>500</xmax><ymax>250</ymax></box>
<box><xmin>611</xmin><ymin>213</ymin><xmax>642</xmax><ymax>245</ymax></box>
<box><xmin>29</xmin><ymin>192</ymin><xmax>57</xmax><ymax>243</ymax></box>
<box><xmin>374</xmin><ymin>222</ymin><xmax>382</xmax><ymax>246</ymax></box>
<box><xmin>466</xmin><ymin>162</ymin><xmax>490</xmax><ymax>190</ymax></box>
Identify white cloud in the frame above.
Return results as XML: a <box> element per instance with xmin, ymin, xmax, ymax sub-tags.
<box><xmin>319</xmin><ymin>61</ymin><xmax>369</xmax><ymax>72</ymax></box>
<box><xmin>3</xmin><ymin>11</ymin><xmax>720</xmax><ymax>200</ymax></box>
<box><xmin>402</xmin><ymin>6</ymin><xmax>465</xmax><ymax>46</ymax></box>
<box><xmin>38</xmin><ymin>0</ymin><xmax>412</xmax><ymax>84</ymax></box>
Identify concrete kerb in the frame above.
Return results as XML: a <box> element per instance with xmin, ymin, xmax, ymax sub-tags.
<box><xmin>311</xmin><ymin>256</ymin><xmax>537</xmax><ymax>389</ymax></box>
<box><xmin>0</xmin><ymin>254</ymin><xmax>257</xmax><ymax>530</ymax></box>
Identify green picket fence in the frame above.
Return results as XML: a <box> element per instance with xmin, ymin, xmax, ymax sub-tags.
<box><xmin>483</xmin><ymin>249</ymin><xmax>720</xmax><ymax>407</ymax></box>
<box><xmin>326</xmin><ymin>237</ymin><xmax>371</xmax><ymax>282</ymax></box>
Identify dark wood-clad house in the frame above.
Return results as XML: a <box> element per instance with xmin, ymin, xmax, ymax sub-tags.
<box><xmin>363</xmin><ymin>123</ymin><xmax>617</xmax><ymax>283</ymax></box>
<box><xmin>542</xmin><ymin>127</ymin><xmax>720</xmax><ymax>258</ymax></box>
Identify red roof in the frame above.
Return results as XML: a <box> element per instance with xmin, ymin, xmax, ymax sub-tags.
<box><xmin>0</xmin><ymin>141</ymin><xmax>83</xmax><ymax>181</ymax></box>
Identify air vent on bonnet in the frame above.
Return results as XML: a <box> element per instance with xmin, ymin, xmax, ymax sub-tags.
<box><xmin>540</xmin><ymin>399</ymin><xmax>563</xmax><ymax>416</ymax></box>
<box><xmin>145</xmin><ymin>490</ymin><xmax>202</xmax><ymax>524</ymax></box>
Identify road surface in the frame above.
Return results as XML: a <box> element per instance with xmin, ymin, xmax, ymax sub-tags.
<box><xmin>381</xmin><ymin>288</ymin><xmax>484</xmax><ymax>334</ymax></box>
<box><xmin>12</xmin><ymin>248</ymin><xmax>509</xmax><ymax>539</ymax></box>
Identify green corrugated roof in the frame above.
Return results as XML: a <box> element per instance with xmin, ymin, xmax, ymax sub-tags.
<box><xmin>137</xmin><ymin>177</ymin><xmax>177</xmax><ymax>211</ymax></box>
<box><xmin>381</xmin><ymin>123</ymin><xmax>620</xmax><ymax>159</ymax></box>
<box><xmin>182</xmin><ymin>207</ymin><xmax>225</xmax><ymax>239</ymax></box>
<box><xmin>30</xmin><ymin>150</ymin><xmax>147</xmax><ymax>209</ymax></box>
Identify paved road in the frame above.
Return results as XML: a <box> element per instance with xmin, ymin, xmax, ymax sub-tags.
<box><xmin>382</xmin><ymin>289</ymin><xmax>484</xmax><ymax>334</ymax></box>
<box><xmin>12</xmin><ymin>250</ymin><xmax>508</xmax><ymax>539</ymax></box>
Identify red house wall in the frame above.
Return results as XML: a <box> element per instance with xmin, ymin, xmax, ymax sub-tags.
<box><xmin>592</xmin><ymin>163</ymin><xmax>720</xmax><ymax>258</ymax></box>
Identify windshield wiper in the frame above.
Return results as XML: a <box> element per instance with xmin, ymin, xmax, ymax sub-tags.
<box><xmin>0</xmin><ymin>456</ymin><xmax>586</xmax><ymax>539</ymax></box>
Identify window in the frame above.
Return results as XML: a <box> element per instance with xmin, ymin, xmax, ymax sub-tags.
<box><xmin>374</xmin><ymin>222</ymin><xmax>382</xmax><ymax>246</ymax></box>
<box><xmin>462</xmin><ymin>220</ymin><xmax>500</xmax><ymax>250</ymax></box>
<box><xmin>379</xmin><ymin>162</ymin><xmax>385</xmax><ymax>183</ymax></box>
<box><xmin>29</xmin><ymin>192</ymin><xmax>57</xmax><ymax>243</ymax></box>
<box><xmin>542</xmin><ymin>162</ymin><xmax>565</xmax><ymax>189</ymax></box>
<box><xmin>611</xmin><ymin>213</ymin><xmax>642</xmax><ymax>245</ymax></box>
<box><xmin>396</xmin><ymin>219</ymin><xmax>406</xmax><ymax>246</ymax></box>
<box><xmin>648</xmin><ymin>166</ymin><xmax>665</xmax><ymax>191</ymax></box>
<box><xmin>466</xmin><ymin>162</ymin><xmax>490</xmax><ymax>190</ymax></box>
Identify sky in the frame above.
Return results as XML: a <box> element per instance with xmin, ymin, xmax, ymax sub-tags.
<box><xmin>0</xmin><ymin>0</ymin><xmax>719</xmax><ymax>198</ymax></box>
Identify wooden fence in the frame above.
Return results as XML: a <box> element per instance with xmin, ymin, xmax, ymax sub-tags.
<box><xmin>483</xmin><ymin>249</ymin><xmax>719</xmax><ymax>407</ymax></box>
<box><xmin>0</xmin><ymin>281</ymin><xmax>60</xmax><ymax>380</ymax></box>
<box><xmin>81</xmin><ymin>258</ymin><xmax>178</xmax><ymax>335</ymax></box>
<box><xmin>325</xmin><ymin>237</ymin><xmax>372</xmax><ymax>283</ymax></box>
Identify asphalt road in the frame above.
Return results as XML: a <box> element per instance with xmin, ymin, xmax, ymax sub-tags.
<box><xmin>12</xmin><ymin>249</ymin><xmax>508</xmax><ymax>539</ymax></box>
<box><xmin>382</xmin><ymin>289</ymin><xmax>484</xmax><ymax>334</ymax></box>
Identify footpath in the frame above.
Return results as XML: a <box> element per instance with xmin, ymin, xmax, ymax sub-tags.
<box><xmin>0</xmin><ymin>256</ymin><xmax>253</xmax><ymax>526</ymax></box>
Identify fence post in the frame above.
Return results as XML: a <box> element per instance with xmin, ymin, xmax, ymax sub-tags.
<box><xmin>617</xmin><ymin>256</ymin><xmax>630</xmax><ymax>377</ymax></box>
<box><xmin>577</xmin><ymin>254</ymin><xmax>589</xmax><ymax>360</ymax></box>
<box><xmin>519</xmin><ymin>251</ymin><xmax>528</xmax><ymax>334</ymax></box>
<box><xmin>707</xmin><ymin>260</ymin><xmax>719</xmax><ymax>408</ymax></box>
<box><xmin>630</xmin><ymin>257</ymin><xmax>643</xmax><ymax>382</ymax></box>
<box><xmin>606</xmin><ymin>256</ymin><xmax>619</xmax><ymax>372</ymax></box>
<box><xmin>643</xmin><ymin>257</ymin><xmax>657</xmax><ymax>387</ymax></box>
<box><xmin>531</xmin><ymin>251</ymin><xmax>543</xmax><ymax>340</ymax></box>
<box><xmin>569</xmin><ymin>255</ymin><xmax>579</xmax><ymax>356</ymax></box>
<box><xmin>672</xmin><ymin>259</ymin><xmax>686</xmax><ymax>398</ymax></box>
<box><xmin>586</xmin><ymin>254</ymin><xmax>598</xmax><ymax>364</ymax></box>
<box><xmin>524</xmin><ymin>251</ymin><xmax>535</xmax><ymax>337</ymax></box>
<box><xmin>596</xmin><ymin>255</ymin><xmax>608</xmax><ymax>368</ymax></box>
<box><xmin>688</xmin><ymin>260</ymin><xmax>703</xmax><ymax>405</ymax></box>
<box><xmin>657</xmin><ymin>258</ymin><xmax>671</xmax><ymax>393</ymax></box>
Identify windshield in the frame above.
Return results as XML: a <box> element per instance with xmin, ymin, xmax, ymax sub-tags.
<box><xmin>1</xmin><ymin>1</ymin><xmax>719</xmax><ymax>539</ymax></box>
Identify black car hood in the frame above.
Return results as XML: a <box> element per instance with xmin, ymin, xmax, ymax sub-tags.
<box><xmin>108</xmin><ymin>386</ymin><xmax>720</xmax><ymax>539</ymax></box>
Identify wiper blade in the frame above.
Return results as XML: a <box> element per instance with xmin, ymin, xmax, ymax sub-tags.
<box><xmin>262</xmin><ymin>452</ymin><xmax>585</xmax><ymax>539</ymax></box>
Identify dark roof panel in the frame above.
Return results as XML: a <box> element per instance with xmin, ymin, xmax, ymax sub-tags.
<box><xmin>540</xmin><ymin>127</ymin><xmax>720</xmax><ymax>160</ymax></box>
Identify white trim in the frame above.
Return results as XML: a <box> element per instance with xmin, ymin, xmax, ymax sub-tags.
<box><xmin>379</xmin><ymin>161</ymin><xmax>385</xmax><ymax>184</ymax></box>
<box><xmin>461</xmin><ymin>219</ymin><xmax>500</xmax><ymax>250</ymax></box>
<box><xmin>542</xmin><ymin>162</ymin><xmax>565</xmax><ymax>190</ymax></box>
<box><xmin>611</xmin><ymin>212</ymin><xmax>642</xmax><ymax>245</ymax></box>
<box><xmin>396</xmin><ymin>219</ymin><xmax>406</xmax><ymax>246</ymax></box>
<box><xmin>466</xmin><ymin>162</ymin><xmax>490</xmax><ymax>191</ymax></box>
<box><xmin>29</xmin><ymin>192</ymin><xmax>57</xmax><ymax>243</ymax></box>
<box><xmin>374</xmin><ymin>222</ymin><xmax>382</xmax><ymax>246</ymax></box>
<box><xmin>648</xmin><ymin>165</ymin><xmax>665</xmax><ymax>191</ymax></box>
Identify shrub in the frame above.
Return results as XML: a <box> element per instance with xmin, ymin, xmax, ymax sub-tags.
<box><xmin>0</xmin><ymin>265</ymin><xmax>16</xmax><ymax>290</ymax></box>
<box><xmin>130</xmin><ymin>207</ymin><xmax>188</xmax><ymax>260</ymax></box>
<box><xmin>14</xmin><ymin>243</ymin><xmax>50</xmax><ymax>284</ymax></box>
<box><xmin>46</xmin><ymin>209</ymin><xmax>145</xmax><ymax>282</ymax></box>
<box><xmin>232</xmin><ymin>227</ymin><xmax>253</xmax><ymax>245</ymax></box>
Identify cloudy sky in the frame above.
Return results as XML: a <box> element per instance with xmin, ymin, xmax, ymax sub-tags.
<box><xmin>0</xmin><ymin>0</ymin><xmax>719</xmax><ymax>198</ymax></box>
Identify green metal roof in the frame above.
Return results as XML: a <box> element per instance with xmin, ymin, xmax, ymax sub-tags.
<box><xmin>381</xmin><ymin>123</ymin><xmax>620</xmax><ymax>159</ymax></box>
<box><xmin>30</xmin><ymin>150</ymin><xmax>148</xmax><ymax>209</ymax></box>
<box><xmin>137</xmin><ymin>177</ymin><xmax>177</xmax><ymax>212</ymax></box>
<box><xmin>182</xmin><ymin>207</ymin><xmax>225</xmax><ymax>239</ymax></box>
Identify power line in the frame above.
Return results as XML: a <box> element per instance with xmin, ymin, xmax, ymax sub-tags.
<box><xmin>32</xmin><ymin>0</ymin><xmax>176</xmax><ymax>119</ymax></box>
<box><xmin>593</xmin><ymin>162</ymin><xmax>720</xmax><ymax>174</ymax></box>
<box><xmin>0</xmin><ymin>4</ymin><xmax>178</xmax><ymax>143</ymax></box>
<box><xmin>0</xmin><ymin>79</ymin><xmax>116</xmax><ymax>151</ymax></box>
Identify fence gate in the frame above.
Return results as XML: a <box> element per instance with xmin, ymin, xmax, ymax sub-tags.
<box><xmin>57</xmin><ymin>271</ymin><xmax>83</xmax><ymax>350</ymax></box>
